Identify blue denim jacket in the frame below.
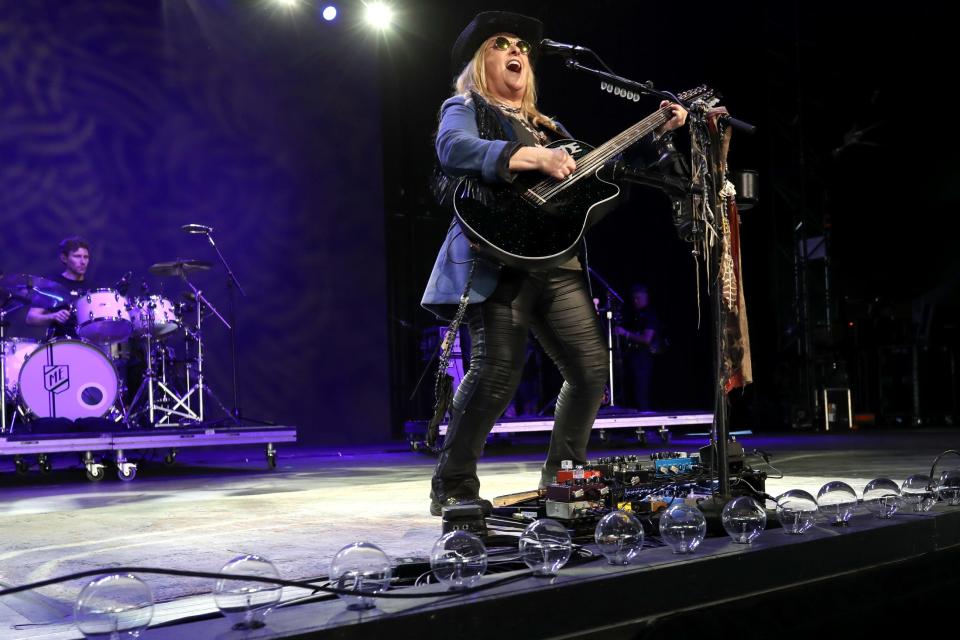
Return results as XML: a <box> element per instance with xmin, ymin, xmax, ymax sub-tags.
<box><xmin>420</xmin><ymin>95</ymin><xmax>519</xmax><ymax>320</ymax></box>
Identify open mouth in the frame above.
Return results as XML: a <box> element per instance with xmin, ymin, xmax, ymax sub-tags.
<box><xmin>506</xmin><ymin>59</ymin><xmax>522</xmax><ymax>74</ymax></box>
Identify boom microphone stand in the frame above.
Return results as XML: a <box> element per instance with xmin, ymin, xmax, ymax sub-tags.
<box><xmin>553</xmin><ymin>53</ymin><xmax>751</xmax><ymax>496</ymax></box>
<box><xmin>587</xmin><ymin>267</ymin><xmax>625</xmax><ymax>409</ymax></box>
<box><xmin>182</xmin><ymin>224</ymin><xmax>274</xmax><ymax>426</ymax></box>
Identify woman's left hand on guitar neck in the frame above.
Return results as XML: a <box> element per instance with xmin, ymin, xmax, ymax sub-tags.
<box><xmin>654</xmin><ymin>101</ymin><xmax>688</xmax><ymax>138</ymax></box>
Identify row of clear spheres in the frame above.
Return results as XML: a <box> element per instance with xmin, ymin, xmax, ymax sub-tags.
<box><xmin>73</xmin><ymin>471</ymin><xmax>960</xmax><ymax>637</ymax></box>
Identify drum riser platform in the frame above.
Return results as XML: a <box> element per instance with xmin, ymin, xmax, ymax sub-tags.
<box><xmin>0</xmin><ymin>426</ymin><xmax>296</xmax><ymax>456</ymax></box>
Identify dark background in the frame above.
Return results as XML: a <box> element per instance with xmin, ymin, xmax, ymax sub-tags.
<box><xmin>2</xmin><ymin>0</ymin><xmax>956</xmax><ymax>441</ymax></box>
<box><xmin>381</xmin><ymin>0</ymin><xmax>959</xmax><ymax>431</ymax></box>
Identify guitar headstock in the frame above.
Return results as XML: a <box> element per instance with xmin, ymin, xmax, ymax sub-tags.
<box><xmin>677</xmin><ymin>85</ymin><xmax>720</xmax><ymax>109</ymax></box>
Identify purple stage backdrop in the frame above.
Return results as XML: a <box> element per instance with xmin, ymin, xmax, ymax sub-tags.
<box><xmin>0</xmin><ymin>1</ymin><xmax>389</xmax><ymax>443</ymax></box>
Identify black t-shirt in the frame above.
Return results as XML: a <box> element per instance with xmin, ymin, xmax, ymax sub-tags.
<box><xmin>41</xmin><ymin>274</ymin><xmax>89</xmax><ymax>339</ymax></box>
<box><xmin>620</xmin><ymin>306</ymin><xmax>661</xmax><ymax>353</ymax></box>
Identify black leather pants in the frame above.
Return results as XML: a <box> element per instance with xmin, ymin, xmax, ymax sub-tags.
<box><xmin>431</xmin><ymin>266</ymin><xmax>608</xmax><ymax>501</ymax></box>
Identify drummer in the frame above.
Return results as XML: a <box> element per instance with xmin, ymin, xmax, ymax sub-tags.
<box><xmin>25</xmin><ymin>236</ymin><xmax>91</xmax><ymax>339</ymax></box>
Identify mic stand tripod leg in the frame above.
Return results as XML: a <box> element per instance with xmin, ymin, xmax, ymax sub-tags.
<box><xmin>606</xmin><ymin>308</ymin><xmax>616</xmax><ymax>409</ymax></box>
<box><xmin>203</xmin><ymin>232</ymin><xmax>274</xmax><ymax>427</ymax></box>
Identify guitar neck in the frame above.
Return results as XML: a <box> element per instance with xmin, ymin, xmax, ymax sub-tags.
<box><xmin>582</xmin><ymin>107</ymin><xmax>673</xmax><ymax>167</ymax></box>
<box><xmin>531</xmin><ymin>107</ymin><xmax>672</xmax><ymax>197</ymax></box>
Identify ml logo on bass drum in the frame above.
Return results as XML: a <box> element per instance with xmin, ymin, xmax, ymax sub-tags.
<box><xmin>44</xmin><ymin>365</ymin><xmax>70</xmax><ymax>394</ymax></box>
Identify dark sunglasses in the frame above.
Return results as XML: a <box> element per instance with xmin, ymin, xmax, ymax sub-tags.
<box><xmin>493</xmin><ymin>36</ymin><xmax>532</xmax><ymax>55</ymax></box>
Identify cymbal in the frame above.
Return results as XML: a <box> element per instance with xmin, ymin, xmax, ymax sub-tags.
<box><xmin>148</xmin><ymin>259</ymin><xmax>212</xmax><ymax>277</ymax></box>
<box><xmin>0</xmin><ymin>273</ymin><xmax>73</xmax><ymax>309</ymax></box>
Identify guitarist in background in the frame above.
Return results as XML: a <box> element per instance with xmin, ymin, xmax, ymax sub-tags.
<box><xmin>421</xmin><ymin>11</ymin><xmax>687</xmax><ymax>516</ymax></box>
<box><xmin>615</xmin><ymin>283</ymin><xmax>662</xmax><ymax>411</ymax></box>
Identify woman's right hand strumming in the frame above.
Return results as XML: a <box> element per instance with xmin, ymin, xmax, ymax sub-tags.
<box><xmin>509</xmin><ymin>146</ymin><xmax>576</xmax><ymax>180</ymax></box>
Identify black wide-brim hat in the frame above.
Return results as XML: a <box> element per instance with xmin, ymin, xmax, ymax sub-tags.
<box><xmin>451</xmin><ymin>11</ymin><xmax>544</xmax><ymax>74</ymax></box>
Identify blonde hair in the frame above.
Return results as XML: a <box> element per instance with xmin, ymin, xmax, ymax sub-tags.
<box><xmin>453</xmin><ymin>36</ymin><xmax>559</xmax><ymax>134</ymax></box>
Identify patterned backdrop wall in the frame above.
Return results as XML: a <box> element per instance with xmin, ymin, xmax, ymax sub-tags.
<box><xmin>0</xmin><ymin>1</ymin><xmax>389</xmax><ymax>443</ymax></box>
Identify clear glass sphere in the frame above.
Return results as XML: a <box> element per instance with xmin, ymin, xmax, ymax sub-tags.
<box><xmin>721</xmin><ymin>496</ymin><xmax>767</xmax><ymax>543</ymax></box>
<box><xmin>430</xmin><ymin>531</ymin><xmax>488</xmax><ymax>590</ymax></box>
<box><xmin>214</xmin><ymin>555</ymin><xmax>282</xmax><ymax>630</ymax></box>
<box><xmin>519</xmin><ymin>519</ymin><xmax>573</xmax><ymax>576</ymax></box>
<box><xmin>901</xmin><ymin>474</ymin><xmax>935</xmax><ymax>512</ymax></box>
<box><xmin>862</xmin><ymin>478</ymin><xmax>902</xmax><ymax>518</ymax></box>
<box><xmin>659</xmin><ymin>503</ymin><xmax>707</xmax><ymax>553</ymax></box>
<box><xmin>594</xmin><ymin>510</ymin><xmax>644</xmax><ymax>564</ymax></box>
<box><xmin>329</xmin><ymin>542</ymin><xmax>392</xmax><ymax>610</ymax></box>
<box><xmin>937</xmin><ymin>469</ymin><xmax>960</xmax><ymax>506</ymax></box>
<box><xmin>775</xmin><ymin>490</ymin><xmax>818</xmax><ymax>534</ymax></box>
<box><xmin>74</xmin><ymin>574</ymin><xmax>154</xmax><ymax>639</ymax></box>
<box><xmin>817</xmin><ymin>481</ymin><xmax>858</xmax><ymax>526</ymax></box>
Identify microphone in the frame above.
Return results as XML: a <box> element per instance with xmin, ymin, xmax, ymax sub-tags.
<box><xmin>718</xmin><ymin>114</ymin><xmax>757</xmax><ymax>135</ymax></box>
<box><xmin>182</xmin><ymin>223</ymin><xmax>213</xmax><ymax>234</ymax></box>
<box><xmin>539</xmin><ymin>38</ymin><xmax>587</xmax><ymax>56</ymax></box>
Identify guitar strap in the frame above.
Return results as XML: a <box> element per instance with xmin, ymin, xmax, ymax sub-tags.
<box><xmin>426</xmin><ymin>93</ymin><xmax>506</xmax><ymax>447</ymax></box>
<box><xmin>426</xmin><ymin>258</ymin><xmax>477</xmax><ymax>449</ymax></box>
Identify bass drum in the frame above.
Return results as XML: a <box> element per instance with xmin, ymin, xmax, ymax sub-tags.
<box><xmin>18</xmin><ymin>339</ymin><xmax>119</xmax><ymax>419</ymax></box>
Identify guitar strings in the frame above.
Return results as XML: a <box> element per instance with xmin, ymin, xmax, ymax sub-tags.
<box><xmin>528</xmin><ymin>107</ymin><xmax>672</xmax><ymax>202</ymax></box>
<box><xmin>538</xmin><ymin>110</ymin><xmax>667</xmax><ymax>198</ymax></box>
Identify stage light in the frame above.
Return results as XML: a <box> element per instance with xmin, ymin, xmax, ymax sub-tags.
<box><xmin>213</xmin><ymin>555</ymin><xmax>282</xmax><ymax>630</ymax></box>
<box><xmin>519</xmin><ymin>519</ymin><xmax>573</xmax><ymax>576</ymax></box>
<box><xmin>74</xmin><ymin>574</ymin><xmax>154</xmax><ymax>639</ymax></box>
<box><xmin>901</xmin><ymin>474</ymin><xmax>936</xmax><ymax>512</ymax></box>
<box><xmin>430</xmin><ymin>531</ymin><xmax>488</xmax><ymax>590</ymax></box>
<box><xmin>329</xmin><ymin>542</ymin><xmax>392</xmax><ymax>610</ymax></box>
<box><xmin>775</xmin><ymin>489</ymin><xmax>818</xmax><ymax>534</ymax></box>
<box><xmin>322</xmin><ymin>5</ymin><xmax>337</xmax><ymax>21</ymax></box>
<box><xmin>937</xmin><ymin>469</ymin><xmax>960</xmax><ymax>505</ymax></box>
<box><xmin>273</xmin><ymin>0</ymin><xmax>299</xmax><ymax>7</ymax></box>
<box><xmin>721</xmin><ymin>496</ymin><xmax>767</xmax><ymax>543</ymax></box>
<box><xmin>817</xmin><ymin>481</ymin><xmax>858</xmax><ymax>526</ymax></box>
<box><xmin>363</xmin><ymin>2</ymin><xmax>394</xmax><ymax>29</ymax></box>
<box><xmin>862</xmin><ymin>478</ymin><xmax>902</xmax><ymax>519</ymax></box>
<box><xmin>594</xmin><ymin>510</ymin><xmax>644</xmax><ymax>565</ymax></box>
<box><xmin>659</xmin><ymin>503</ymin><xmax>707</xmax><ymax>553</ymax></box>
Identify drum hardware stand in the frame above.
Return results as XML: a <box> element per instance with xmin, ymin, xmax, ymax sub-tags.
<box><xmin>0</xmin><ymin>300</ymin><xmax>29</xmax><ymax>434</ymax></box>
<box><xmin>128</xmin><ymin>280</ymin><xmax>235</xmax><ymax>427</ymax></box>
<box><xmin>185</xmin><ymin>224</ymin><xmax>275</xmax><ymax>427</ymax></box>
<box><xmin>1</xmin><ymin>302</ymin><xmax>12</xmax><ymax>433</ymax></box>
<box><xmin>180</xmin><ymin>274</ymin><xmax>237</xmax><ymax>426</ymax></box>
<box><xmin>127</xmin><ymin>332</ymin><xmax>199</xmax><ymax>426</ymax></box>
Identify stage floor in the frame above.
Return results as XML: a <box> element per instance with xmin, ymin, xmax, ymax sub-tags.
<box><xmin>1</xmin><ymin>427</ymin><xmax>958</xmax><ymax>638</ymax></box>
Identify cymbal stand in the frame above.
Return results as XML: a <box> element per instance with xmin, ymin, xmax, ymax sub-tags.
<box><xmin>127</xmin><ymin>281</ymin><xmax>234</xmax><ymax>426</ymax></box>
<box><xmin>178</xmin><ymin>274</ymin><xmax>235</xmax><ymax>425</ymax></box>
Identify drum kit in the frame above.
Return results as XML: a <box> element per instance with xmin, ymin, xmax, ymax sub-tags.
<box><xmin>0</xmin><ymin>259</ymin><xmax>232</xmax><ymax>433</ymax></box>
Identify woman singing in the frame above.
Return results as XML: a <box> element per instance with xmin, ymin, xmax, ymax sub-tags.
<box><xmin>422</xmin><ymin>11</ymin><xmax>686</xmax><ymax>516</ymax></box>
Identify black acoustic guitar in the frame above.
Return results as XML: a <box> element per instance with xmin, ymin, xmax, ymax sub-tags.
<box><xmin>453</xmin><ymin>86</ymin><xmax>713</xmax><ymax>270</ymax></box>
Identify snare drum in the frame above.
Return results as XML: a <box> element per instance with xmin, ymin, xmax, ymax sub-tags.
<box><xmin>130</xmin><ymin>295</ymin><xmax>180</xmax><ymax>338</ymax></box>
<box><xmin>74</xmin><ymin>288</ymin><xmax>132</xmax><ymax>343</ymax></box>
<box><xmin>18</xmin><ymin>339</ymin><xmax>119</xmax><ymax>419</ymax></box>
<box><xmin>2</xmin><ymin>337</ymin><xmax>40</xmax><ymax>395</ymax></box>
